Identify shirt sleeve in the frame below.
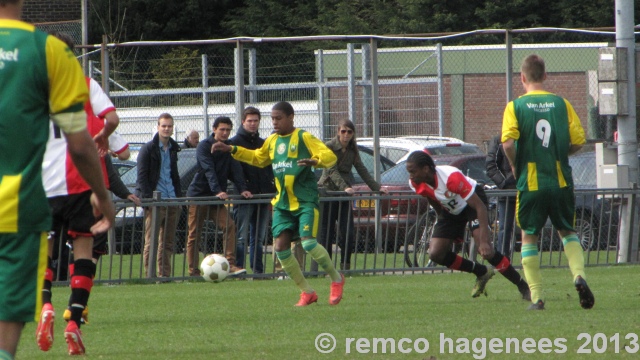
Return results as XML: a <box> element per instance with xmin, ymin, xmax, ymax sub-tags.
<box><xmin>232</xmin><ymin>134</ymin><xmax>274</xmax><ymax>168</ymax></box>
<box><xmin>565</xmin><ymin>99</ymin><xmax>586</xmax><ymax>146</ymax></box>
<box><xmin>501</xmin><ymin>101</ymin><xmax>519</xmax><ymax>143</ymax></box>
<box><xmin>109</xmin><ymin>131</ymin><xmax>129</xmax><ymax>154</ymax></box>
<box><xmin>46</xmin><ymin>35</ymin><xmax>88</xmax><ymax>130</ymax></box>
<box><xmin>446</xmin><ymin>171</ymin><xmax>475</xmax><ymax>201</ymax></box>
<box><xmin>301</xmin><ymin>132</ymin><xmax>337</xmax><ymax>168</ymax></box>
<box><xmin>88</xmin><ymin>78</ymin><xmax>116</xmax><ymax>117</ymax></box>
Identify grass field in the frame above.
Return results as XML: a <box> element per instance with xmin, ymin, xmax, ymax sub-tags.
<box><xmin>21</xmin><ymin>265</ymin><xmax>640</xmax><ymax>359</ymax></box>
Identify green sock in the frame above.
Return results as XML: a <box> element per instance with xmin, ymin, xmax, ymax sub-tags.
<box><xmin>0</xmin><ymin>349</ymin><xmax>13</xmax><ymax>360</ymax></box>
<box><xmin>521</xmin><ymin>243</ymin><xmax>543</xmax><ymax>303</ymax></box>
<box><xmin>302</xmin><ymin>239</ymin><xmax>342</xmax><ymax>282</ymax></box>
<box><xmin>276</xmin><ymin>248</ymin><xmax>313</xmax><ymax>293</ymax></box>
<box><xmin>562</xmin><ymin>234</ymin><xmax>586</xmax><ymax>281</ymax></box>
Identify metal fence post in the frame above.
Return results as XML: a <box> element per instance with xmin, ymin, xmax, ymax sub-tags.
<box><xmin>436</xmin><ymin>43</ymin><xmax>443</xmax><ymax>137</ymax></box>
<box><xmin>361</xmin><ymin>43</ymin><xmax>371</xmax><ymax>138</ymax></box>
<box><xmin>248</xmin><ymin>48</ymin><xmax>257</xmax><ymax>104</ymax></box>
<box><xmin>202</xmin><ymin>54</ymin><xmax>210</xmax><ymax>137</ymax></box>
<box><xmin>347</xmin><ymin>43</ymin><xmax>356</xmax><ymax>124</ymax></box>
<box><xmin>316</xmin><ymin>49</ymin><xmax>326</xmax><ymax>140</ymax></box>
<box><xmin>234</xmin><ymin>40</ymin><xmax>245</xmax><ymax>127</ymax></box>
<box><xmin>370</xmin><ymin>37</ymin><xmax>382</xmax><ymax>253</ymax></box>
<box><xmin>101</xmin><ymin>34</ymin><xmax>109</xmax><ymax>95</ymax></box>
<box><xmin>147</xmin><ymin>191</ymin><xmax>161</xmax><ymax>278</ymax></box>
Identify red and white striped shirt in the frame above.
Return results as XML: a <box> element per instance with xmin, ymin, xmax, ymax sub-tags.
<box><xmin>409</xmin><ymin>165</ymin><xmax>477</xmax><ymax>215</ymax></box>
<box><xmin>42</xmin><ymin>78</ymin><xmax>126</xmax><ymax>196</ymax></box>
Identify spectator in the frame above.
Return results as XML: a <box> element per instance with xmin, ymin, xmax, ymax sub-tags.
<box><xmin>317</xmin><ymin>119</ymin><xmax>386</xmax><ymax>270</ymax></box>
<box><xmin>186</xmin><ymin>117</ymin><xmax>250</xmax><ymax>276</ymax></box>
<box><xmin>212</xmin><ymin>101</ymin><xmax>345</xmax><ymax>306</ymax></box>
<box><xmin>229</xmin><ymin>107</ymin><xmax>276</xmax><ymax>274</ymax></box>
<box><xmin>502</xmin><ymin>54</ymin><xmax>593</xmax><ymax>310</ymax></box>
<box><xmin>485</xmin><ymin>134</ymin><xmax>516</xmax><ymax>259</ymax></box>
<box><xmin>135</xmin><ymin>113</ymin><xmax>182</xmax><ymax>278</ymax></box>
<box><xmin>0</xmin><ymin>1</ymin><xmax>113</xmax><ymax>357</ymax></box>
<box><xmin>182</xmin><ymin>129</ymin><xmax>200</xmax><ymax>149</ymax></box>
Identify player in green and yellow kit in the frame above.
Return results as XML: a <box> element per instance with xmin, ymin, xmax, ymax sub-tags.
<box><xmin>0</xmin><ymin>1</ymin><xmax>114</xmax><ymax>358</ymax></box>
<box><xmin>213</xmin><ymin>101</ymin><xmax>345</xmax><ymax>306</ymax></box>
<box><xmin>502</xmin><ymin>54</ymin><xmax>594</xmax><ymax>311</ymax></box>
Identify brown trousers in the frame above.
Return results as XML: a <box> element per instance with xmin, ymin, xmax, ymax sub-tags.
<box><xmin>186</xmin><ymin>204</ymin><xmax>237</xmax><ymax>275</ymax></box>
<box><xmin>143</xmin><ymin>206</ymin><xmax>179</xmax><ymax>277</ymax></box>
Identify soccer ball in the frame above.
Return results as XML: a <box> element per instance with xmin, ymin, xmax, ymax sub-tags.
<box><xmin>200</xmin><ymin>254</ymin><xmax>230</xmax><ymax>282</ymax></box>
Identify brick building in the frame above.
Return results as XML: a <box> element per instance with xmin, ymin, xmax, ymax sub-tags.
<box><xmin>22</xmin><ymin>0</ymin><xmax>80</xmax><ymax>23</ymax></box>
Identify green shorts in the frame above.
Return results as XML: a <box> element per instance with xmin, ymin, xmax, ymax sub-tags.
<box><xmin>516</xmin><ymin>187</ymin><xmax>576</xmax><ymax>235</ymax></box>
<box><xmin>272</xmin><ymin>206</ymin><xmax>319</xmax><ymax>239</ymax></box>
<box><xmin>0</xmin><ymin>232</ymin><xmax>47</xmax><ymax>322</ymax></box>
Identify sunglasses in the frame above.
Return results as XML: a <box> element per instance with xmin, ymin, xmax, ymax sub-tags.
<box><xmin>340</xmin><ymin>129</ymin><xmax>354</xmax><ymax>134</ymax></box>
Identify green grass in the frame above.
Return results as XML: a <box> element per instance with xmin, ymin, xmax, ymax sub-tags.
<box><xmin>25</xmin><ymin>265</ymin><xmax>640</xmax><ymax>359</ymax></box>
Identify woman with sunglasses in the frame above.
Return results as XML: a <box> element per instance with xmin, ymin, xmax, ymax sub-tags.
<box><xmin>317</xmin><ymin>119</ymin><xmax>387</xmax><ymax>270</ymax></box>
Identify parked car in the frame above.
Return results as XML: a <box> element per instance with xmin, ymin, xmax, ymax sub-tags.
<box><xmin>114</xmin><ymin>145</ymin><xmax>395</xmax><ymax>254</ymax></box>
<box><xmin>358</xmin><ymin>136</ymin><xmax>483</xmax><ymax>163</ymax></box>
<box><xmin>111</xmin><ymin>158</ymin><xmax>136</xmax><ymax>176</ymax></box>
<box><xmin>351</xmin><ymin>153</ymin><xmax>493</xmax><ymax>253</ymax></box>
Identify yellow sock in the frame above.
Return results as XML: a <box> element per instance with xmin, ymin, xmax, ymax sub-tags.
<box><xmin>562</xmin><ymin>235</ymin><xmax>585</xmax><ymax>281</ymax></box>
<box><xmin>276</xmin><ymin>249</ymin><xmax>313</xmax><ymax>293</ymax></box>
<box><xmin>302</xmin><ymin>239</ymin><xmax>342</xmax><ymax>282</ymax></box>
<box><xmin>521</xmin><ymin>244</ymin><xmax>543</xmax><ymax>303</ymax></box>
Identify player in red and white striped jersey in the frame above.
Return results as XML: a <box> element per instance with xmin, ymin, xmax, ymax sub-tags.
<box><xmin>406</xmin><ymin>150</ymin><xmax>530</xmax><ymax>300</ymax></box>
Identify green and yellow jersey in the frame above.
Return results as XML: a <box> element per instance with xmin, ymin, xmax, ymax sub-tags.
<box><xmin>502</xmin><ymin>90</ymin><xmax>585</xmax><ymax>192</ymax></box>
<box><xmin>0</xmin><ymin>19</ymin><xmax>88</xmax><ymax>233</ymax></box>
<box><xmin>232</xmin><ymin>128</ymin><xmax>337</xmax><ymax>210</ymax></box>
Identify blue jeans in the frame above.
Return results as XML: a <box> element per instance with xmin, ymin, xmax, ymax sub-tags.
<box><xmin>234</xmin><ymin>203</ymin><xmax>271</xmax><ymax>273</ymax></box>
<box><xmin>496</xmin><ymin>196</ymin><xmax>516</xmax><ymax>259</ymax></box>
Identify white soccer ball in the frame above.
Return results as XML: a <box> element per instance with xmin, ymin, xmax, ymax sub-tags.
<box><xmin>200</xmin><ymin>254</ymin><xmax>230</xmax><ymax>282</ymax></box>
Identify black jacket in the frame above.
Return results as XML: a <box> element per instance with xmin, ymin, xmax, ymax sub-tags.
<box><xmin>485</xmin><ymin>134</ymin><xmax>516</xmax><ymax>189</ymax></box>
<box><xmin>135</xmin><ymin>133</ymin><xmax>182</xmax><ymax>198</ymax></box>
<box><xmin>105</xmin><ymin>155</ymin><xmax>131</xmax><ymax>199</ymax></box>
<box><xmin>229</xmin><ymin>127</ymin><xmax>276</xmax><ymax>195</ymax></box>
<box><xmin>186</xmin><ymin>135</ymin><xmax>248</xmax><ymax>197</ymax></box>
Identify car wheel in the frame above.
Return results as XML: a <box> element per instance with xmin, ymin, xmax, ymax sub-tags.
<box><xmin>575</xmin><ymin>215</ymin><xmax>597</xmax><ymax>251</ymax></box>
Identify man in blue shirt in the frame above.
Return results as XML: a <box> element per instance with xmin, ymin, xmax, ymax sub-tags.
<box><xmin>135</xmin><ymin>113</ymin><xmax>182</xmax><ymax>277</ymax></box>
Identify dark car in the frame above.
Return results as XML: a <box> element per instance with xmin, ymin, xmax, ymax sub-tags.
<box><xmin>351</xmin><ymin>154</ymin><xmax>493</xmax><ymax>253</ymax></box>
<box><xmin>114</xmin><ymin>146</ymin><xmax>395</xmax><ymax>254</ymax></box>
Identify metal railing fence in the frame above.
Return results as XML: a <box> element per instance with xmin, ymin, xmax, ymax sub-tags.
<box><xmin>49</xmin><ymin>188</ymin><xmax>638</xmax><ymax>285</ymax></box>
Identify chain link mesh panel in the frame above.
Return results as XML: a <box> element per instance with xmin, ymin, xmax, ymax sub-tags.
<box><xmin>84</xmin><ymin>32</ymin><xmax>624</xmax><ymax>179</ymax></box>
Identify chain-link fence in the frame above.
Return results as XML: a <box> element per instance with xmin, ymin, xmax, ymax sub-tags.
<box><xmin>80</xmin><ymin>30</ymin><xmax>624</xmax><ymax>152</ymax></box>
<box><xmin>35</xmin><ymin>20</ymin><xmax>82</xmax><ymax>46</ymax></box>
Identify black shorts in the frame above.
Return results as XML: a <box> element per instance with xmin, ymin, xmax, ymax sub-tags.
<box><xmin>48</xmin><ymin>190</ymin><xmax>96</xmax><ymax>239</ymax></box>
<box><xmin>431</xmin><ymin>185</ymin><xmax>488</xmax><ymax>242</ymax></box>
